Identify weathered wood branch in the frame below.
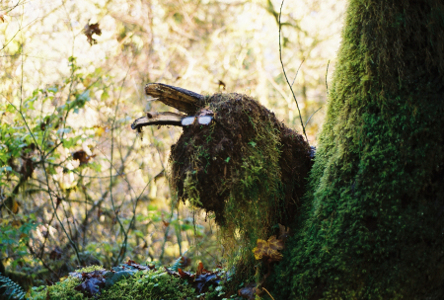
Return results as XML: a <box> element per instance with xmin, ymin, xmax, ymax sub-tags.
<box><xmin>144</xmin><ymin>83</ymin><xmax>204</xmax><ymax>114</ymax></box>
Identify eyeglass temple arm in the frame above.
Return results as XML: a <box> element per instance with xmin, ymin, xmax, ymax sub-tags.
<box><xmin>131</xmin><ymin>111</ymin><xmax>187</xmax><ymax>130</ymax></box>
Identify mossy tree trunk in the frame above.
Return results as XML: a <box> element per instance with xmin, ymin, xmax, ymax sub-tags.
<box><xmin>273</xmin><ymin>0</ymin><xmax>444</xmax><ymax>299</ymax></box>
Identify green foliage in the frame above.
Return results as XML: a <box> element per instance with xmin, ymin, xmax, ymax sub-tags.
<box><xmin>273</xmin><ymin>0</ymin><xmax>444</xmax><ymax>298</ymax></box>
<box><xmin>0</xmin><ymin>272</ymin><xmax>26</xmax><ymax>300</ymax></box>
<box><xmin>0</xmin><ymin>216</ymin><xmax>38</xmax><ymax>269</ymax></box>
<box><xmin>0</xmin><ymin>56</ymin><xmax>113</xmax><ymax>270</ymax></box>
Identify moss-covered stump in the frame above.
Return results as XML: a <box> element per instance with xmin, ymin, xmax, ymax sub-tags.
<box><xmin>170</xmin><ymin>93</ymin><xmax>311</xmax><ymax>279</ymax></box>
<box><xmin>171</xmin><ymin>93</ymin><xmax>311</xmax><ymax>227</ymax></box>
<box><xmin>133</xmin><ymin>89</ymin><xmax>312</xmax><ymax>287</ymax></box>
<box><xmin>272</xmin><ymin>0</ymin><xmax>444</xmax><ymax>299</ymax></box>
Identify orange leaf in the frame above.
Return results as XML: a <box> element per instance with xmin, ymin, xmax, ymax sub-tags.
<box><xmin>11</xmin><ymin>199</ymin><xmax>20</xmax><ymax>214</ymax></box>
<box><xmin>252</xmin><ymin>235</ymin><xmax>285</xmax><ymax>262</ymax></box>
<box><xmin>252</xmin><ymin>238</ymin><xmax>268</xmax><ymax>260</ymax></box>
<box><xmin>196</xmin><ymin>261</ymin><xmax>204</xmax><ymax>276</ymax></box>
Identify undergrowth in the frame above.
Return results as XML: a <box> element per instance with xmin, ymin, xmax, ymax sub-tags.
<box><xmin>0</xmin><ymin>272</ymin><xmax>26</xmax><ymax>300</ymax></box>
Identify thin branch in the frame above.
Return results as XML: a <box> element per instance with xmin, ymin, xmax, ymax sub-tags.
<box><xmin>278</xmin><ymin>0</ymin><xmax>308</xmax><ymax>142</ymax></box>
<box><xmin>325</xmin><ymin>60</ymin><xmax>330</xmax><ymax>95</ymax></box>
<box><xmin>291</xmin><ymin>58</ymin><xmax>305</xmax><ymax>87</ymax></box>
<box><xmin>41</xmin><ymin>163</ymin><xmax>82</xmax><ymax>266</ymax></box>
<box><xmin>305</xmin><ymin>107</ymin><xmax>323</xmax><ymax>128</ymax></box>
<box><xmin>262</xmin><ymin>287</ymin><xmax>276</xmax><ymax>300</ymax></box>
<box><xmin>109</xmin><ymin>57</ymin><xmax>135</xmax><ymax>265</ymax></box>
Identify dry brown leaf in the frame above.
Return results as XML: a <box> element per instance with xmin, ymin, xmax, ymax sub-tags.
<box><xmin>72</xmin><ymin>150</ymin><xmax>96</xmax><ymax>165</ymax></box>
<box><xmin>83</xmin><ymin>22</ymin><xmax>102</xmax><ymax>45</ymax></box>
<box><xmin>253</xmin><ymin>235</ymin><xmax>285</xmax><ymax>262</ymax></box>
<box><xmin>238</xmin><ymin>283</ymin><xmax>257</xmax><ymax>299</ymax></box>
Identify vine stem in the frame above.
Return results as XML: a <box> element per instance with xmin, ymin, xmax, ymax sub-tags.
<box><xmin>262</xmin><ymin>287</ymin><xmax>276</xmax><ymax>300</ymax></box>
<box><xmin>278</xmin><ymin>0</ymin><xmax>308</xmax><ymax>142</ymax></box>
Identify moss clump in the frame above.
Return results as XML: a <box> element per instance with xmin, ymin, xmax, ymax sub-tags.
<box><xmin>273</xmin><ymin>0</ymin><xmax>444</xmax><ymax>298</ymax></box>
<box><xmin>170</xmin><ymin>93</ymin><xmax>312</xmax><ymax>283</ymax></box>
<box><xmin>29</xmin><ymin>266</ymin><xmax>230</xmax><ymax>300</ymax></box>
<box><xmin>31</xmin><ymin>275</ymin><xmax>84</xmax><ymax>300</ymax></box>
<box><xmin>99</xmin><ymin>269</ymin><xmax>196</xmax><ymax>300</ymax></box>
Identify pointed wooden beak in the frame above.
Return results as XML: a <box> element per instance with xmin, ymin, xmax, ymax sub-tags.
<box><xmin>145</xmin><ymin>83</ymin><xmax>204</xmax><ymax>114</ymax></box>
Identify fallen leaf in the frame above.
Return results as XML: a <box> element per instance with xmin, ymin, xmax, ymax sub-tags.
<box><xmin>74</xmin><ymin>270</ymin><xmax>107</xmax><ymax>298</ymax></box>
<box><xmin>238</xmin><ymin>283</ymin><xmax>257</xmax><ymax>300</ymax></box>
<box><xmin>178</xmin><ymin>268</ymin><xmax>192</xmax><ymax>279</ymax></box>
<box><xmin>75</xmin><ymin>277</ymin><xmax>104</xmax><ymax>297</ymax></box>
<box><xmin>125</xmin><ymin>259</ymin><xmax>155</xmax><ymax>271</ymax></box>
<box><xmin>253</xmin><ymin>235</ymin><xmax>285</xmax><ymax>262</ymax></box>
<box><xmin>196</xmin><ymin>261</ymin><xmax>205</xmax><ymax>276</ymax></box>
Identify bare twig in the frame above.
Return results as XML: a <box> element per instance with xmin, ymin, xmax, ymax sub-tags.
<box><xmin>291</xmin><ymin>58</ymin><xmax>305</xmax><ymax>87</ymax></box>
<box><xmin>109</xmin><ymin>56</ymin><xmax>135</xmax><ymax>265</ymax></box>
<box><xmin>325</xmin><ymin>60</ymin><xmax>330</xmax><ymax>95</ymax></box>
<box><xmin>305</xmin><ymin>107</ymin><xmax>323</xmax><ymax>128</ymax></box>
<box><xmin>278</xmin><ymin>0</ymin><xmax>308</xmax><ymax>142</ymax></box>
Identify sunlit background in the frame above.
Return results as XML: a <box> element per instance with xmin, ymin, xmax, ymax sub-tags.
<box><xmin>0</xmin><ymin>0</ymin><xmax>345</xmax><ymax>285</ymax></box>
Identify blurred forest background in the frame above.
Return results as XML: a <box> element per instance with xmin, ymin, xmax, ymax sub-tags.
<box><xmin>0</xmin><ymin>0</ymin><xmax>345</xmax><ymax>287</ymax></box>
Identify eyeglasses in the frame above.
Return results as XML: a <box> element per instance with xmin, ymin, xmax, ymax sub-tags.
<box><xmin>181</xmin><ymin>115</ymin><xmax>213</xmax><ymax>126</ymax></box>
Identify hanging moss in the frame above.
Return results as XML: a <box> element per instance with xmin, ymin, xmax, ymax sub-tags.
<box><xmin>272</xmin><ymin>0</ymin><xmax>444</xmax><ymax>298</ymax></box>
<box><xmin>170</xmin><ymin>93</ymin><xmax>312</xmax><ymax>283</ymax></box>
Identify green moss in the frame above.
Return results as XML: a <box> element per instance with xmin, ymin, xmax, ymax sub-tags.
<box><xmin>273</xmin><ymin>0</ymin><xmax>444</xmax><ymax>298</ymax></box>
<box><xmin>40</xmin><ymin>276</ymin><xmax>84</xmax><ymax>300</ymax></box>
<box><xmin>76</xmin><ymin>265</ymin><xmax>104</xmax><ymax>273</ymax></box>
<box><xmin>29</xmin><ymin>266</ymin><xmax>104</xmax><ymax>300</ymax></box>
<box><xmin>100</xmin><ymin>269</ymin><xmax>195</xmax><ymax>300</ymax></box>
<box><xmin>29</xmin><ymin>267</ymin><xmax>229</xmax><ymax>300</ymax></box>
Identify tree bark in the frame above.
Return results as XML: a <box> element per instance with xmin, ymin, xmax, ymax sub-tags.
<box><xmin>272</xmin><ymin>0</ymin><xmax>444</xmax><ymax>299</ymax></box>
